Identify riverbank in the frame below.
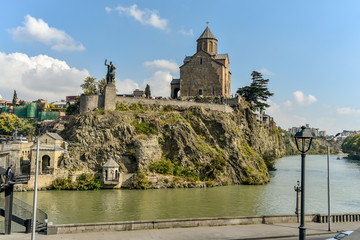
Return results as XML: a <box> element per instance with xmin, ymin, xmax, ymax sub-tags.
<box><xmin>3</xmin><ymin>222</ymin><xmax>359</xmax><ymax>240</ymax></box>
<box><xmin>46</xmin><ymin>213</ymin><xmax>360</xmax><ymax>235</ymax></box>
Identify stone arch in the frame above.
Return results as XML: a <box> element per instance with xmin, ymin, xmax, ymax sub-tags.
<box><xmin>173</xmin><ymin>88</ymin><xmax>180</xmax><ymax>99</ymax></box>
<box><xmin>42</xmin><ymin>155</ymin><xmax>51</xmax><ymax>173</ymax></box>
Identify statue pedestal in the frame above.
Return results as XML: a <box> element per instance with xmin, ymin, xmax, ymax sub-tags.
<box><xmin>104</xmin><ymin>84</ymin><xmax>116</xmax><ymax>111</ymax></box>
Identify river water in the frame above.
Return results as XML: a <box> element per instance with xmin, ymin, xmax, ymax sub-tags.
<box><xmin>11</xmin><ymin>155</ymin><xmax>360</xmax><ymax>224</ymax></box>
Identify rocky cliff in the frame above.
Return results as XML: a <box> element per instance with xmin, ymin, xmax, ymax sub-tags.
<box><xmin>53</xmin><ymin>101</ymin><xmax>285</xmax><ymax>188</ymax></box>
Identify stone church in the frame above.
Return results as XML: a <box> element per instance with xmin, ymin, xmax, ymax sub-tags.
<box><xmin>171</xmin><ymin>26</ymin><xmax>231</xmax><ymax>99</ymax></box>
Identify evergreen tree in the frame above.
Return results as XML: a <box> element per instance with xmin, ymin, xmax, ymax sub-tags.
<box><xmin>12</xmin><ymin>90</ymin><xmax>17</xmax><ymax>106</ymax></box>
<box><xmin>145</xmin><ymin>84</ymin><xmax>151</xmax><ymax>99</ymax></box>
<box><xmin>237</xmin><ymin>71</ymin><xmax>274</xmax><ymax>111</ymax></box>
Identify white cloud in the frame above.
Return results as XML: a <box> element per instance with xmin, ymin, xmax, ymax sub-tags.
<box><xmin>0</xmin><ymin>52</ymin><xmax>89</xmax><ymax>101</ymax></box>
<box><xmin>179</xmin><ymin>29</ymin><xmax>194</xmax><ymax>36</ymax></box>
<box><xmin>105</xmin><ymin>6</ymin><xmax>112</xmax><ymax>13</ymax></box>
<box><xmin>116</xmin><ymin>78</ymin><xmax>140</xmax><ymax>94</ymax></box>
<box><xmin>336</xmin><ymin>107</ymin><xmax>360</xmax><ymax>115</ymax></box>
<box><xmin>260</xmin><ymin>67</ymin><xmax>274</xmax><ymax>76</ymax></box>
<box><xmin>293</xmin><ymin>91</ymin><xmax>317</xmax><ymax>105</ymax></box>
<box><xmin>141</xmin><ymin>59</ymin><xmax>179</xmax><ymax>97</ymax></box>
<box><xmin>108</xmin><ymin>4</ymin><xmax>168</xmax><ymax>30</ymax></box>
<box><xmin>10</xmin><ymin>15</ymin><xmax>85</xmax><ymax>51</ymax></box>
<box><xmin>284</xmin><ymin>100</ymin><xmax>292</xmax><ymax>108</ymax></box>
<box><xmin>143</xmin><ymin>70</ymin><xmax>173</xmax><ymax>97</ymax></box>
<box><xmin>144</xmin><ymin>59</ymin><xmax>179</xmax><ymax>73</ymax></box>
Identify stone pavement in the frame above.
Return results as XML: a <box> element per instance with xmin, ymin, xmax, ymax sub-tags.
<box><xmin>1</xmin><ymin>222</ymin><xmax>359</xmax><ymax>240</ymax></box>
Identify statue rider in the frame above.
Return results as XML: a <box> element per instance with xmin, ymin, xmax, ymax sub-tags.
<box><xmin>105</xmin><ymin>59</ymin><xmax>116</xmax><ymax>84</ymax></box>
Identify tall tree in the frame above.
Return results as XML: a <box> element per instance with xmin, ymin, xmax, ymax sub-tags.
<box><xmin>12</xmin><ymin>90</ymin><xmax>17</xmax><ymax>106</ymax></box>
<box><xmin>0</xmin><ymin>113</ymin><xmax>35</xmax><ymax>136</ymax></box>
<box><xmin>81</xmin><ymin>77</ymin><xmax>98</xmax><ymax>95</ymax></box>
<box><xmin>237</xmin><ymin>71</ymin><xmax>274</xmax><ymax>112</ymax></box>
<box><xmin>145</xmin><ymin>84</ymin><xmax>151</xmax><ymax>99</ymax></box>
<box><xmin>98</xmin><ymin>78</ymin><xmax>107</xmax><ymax>95</ymax></box>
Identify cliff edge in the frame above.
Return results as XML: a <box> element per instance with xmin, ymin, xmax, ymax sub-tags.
<box><xmin>57</xmin><ymin>101</ymin><xmax>285</xmax><ymax>188</ymax></box>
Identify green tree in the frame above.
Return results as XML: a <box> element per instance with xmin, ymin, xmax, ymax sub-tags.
<box><xmin>81</xmin><ymin>77</ymin><xmax>109</xmax><ymax>95</ymax></box>
<box><xmin>237</xmin><ymin>71</ymin><xmax>274</xmax><ymax>111</ymax></box>
<box><xmin>81</xmin><ymin>77</ymin><xmax>98</xmax><ymax>95</ymax></box>
<box><xmin>145</xmin><ymin>84</ymin><xmax>151</xmax><ymax>99</ymax></box>
<box><xmin>18</xmin><ymin>100</ymin><xmax>26</xmax><ymax>106</ymax></box>
<box><xmin>342</xmin><ymin>135</ymin><xmax>360</xmax><ymax>156</ymax></box>
<box><xmin>0</xmin><ymin>113</ymin><xmax>35</xmax><ymax>136</ymax></box>
<box><xmin>66</xmin><ymin>97</ymin><xmax>80</xmax><ymax>115</ymax></box>
<box><xmin>12</xmin><ymin>90</ymin><xmax>17</xmax><ymax>106</ymax></box>
<box><xmin>98</xmin><ymin>78</ymin><xmax>107</xmax><ymax>95</ymax></box>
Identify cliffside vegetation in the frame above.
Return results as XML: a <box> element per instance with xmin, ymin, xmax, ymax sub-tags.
<box><xmin>51</xmin><ymin>173</ymin><xmax>102</xmax><ymax>190</ymax></box>
<box><xmin>342</xmin><ymin>135</ymin><xmax>360</xmax><ymax>159</ymax></box>
<box><xmin>54</xmin><ymin>101</ymin><xmax>286</xmax><ymax>189</ymax></box>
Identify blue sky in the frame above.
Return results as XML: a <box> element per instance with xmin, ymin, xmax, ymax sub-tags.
<box><xmin>1</xmin><ymin>0</ymin><xmax>360</xmax><ymax>134</ymax></box>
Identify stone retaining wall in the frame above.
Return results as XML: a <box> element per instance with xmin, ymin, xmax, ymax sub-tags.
<box><xmin>47</xmin><ymin>214</ymin><xmax>318</xmax><ymax>235</ymax></box>
<box><xmin>115</xmin><ymin>97</ymin><xmax>234</xmax><ymax>113</ymax></box>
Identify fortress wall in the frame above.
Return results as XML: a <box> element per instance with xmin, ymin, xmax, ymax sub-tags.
<box><xmin>98</xmin><ymin>95</ymin><xmax>105</xmax><ymax>109</ymax></box>
<box><xmin>115</xmin><ymin>97</ymin><xmax>234</xmax><ymax>113</ymax></box>
<box><xmin>80</xmin><ymin>94</ymin><xmax>100</xmax><ymax>113</ymax></box>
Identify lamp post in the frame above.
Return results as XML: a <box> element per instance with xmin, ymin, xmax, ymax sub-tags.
<box><xmin>294</xmin><ymin>126</ymin><xmax>314</xmax><ymax>240</ymax></box>
<box><xmin>326</xmin><ymin>133</ymin><xmax>340</xmax><ymax>231</ymax></box>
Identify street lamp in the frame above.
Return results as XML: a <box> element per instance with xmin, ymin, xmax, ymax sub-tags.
<box><xmin>294</xmin><ymin>126</ymin><xmax>315</xmax><ymax>240</ymax></box>
<box><xmin>326</xmin><ymin>133</ymin><xmax>340</xmax><ymax>231</ymax></box>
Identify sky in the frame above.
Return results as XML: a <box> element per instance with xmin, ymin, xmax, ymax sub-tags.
<box><xmin>1</xmin><ymin>0</ymin><xmax>360</xmax><ymax>135</ymax></box>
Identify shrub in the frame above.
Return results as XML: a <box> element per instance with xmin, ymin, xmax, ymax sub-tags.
<box><xmin>149</xmin><ymin>159</ymin><xmax>174</xmax><ymax>175</ymax></box>
<box><xmin>116</xmin><ymin>102</ymin><xmax>130</xmax><ymax>111</ymax></box>
<box><xmin>132</xmin><ymin>120</ymin><xmax>158</xmax><ymax>135</ymax></box>
<box><xmin>51</xmin><ymin>173</ymin><xmax>102</xmax><ymax>190</ymax></box>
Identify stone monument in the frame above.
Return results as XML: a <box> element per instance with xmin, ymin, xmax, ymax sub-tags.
<box><xmin>104</xmin><ymin>59</ymin><xmax>116</xmax><ymax>111</ymax></box>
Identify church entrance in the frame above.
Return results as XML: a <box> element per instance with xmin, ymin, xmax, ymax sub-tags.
<box><xmin>173</xmin><ymin>88</ymin><xmax>180</xmax><ymax>99</ymax></box>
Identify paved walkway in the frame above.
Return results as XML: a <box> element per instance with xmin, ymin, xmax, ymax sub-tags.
<box><xmin>2</xmin><ymin>222</ymin><xmax>359</xmax><ymax>240</ymax></box>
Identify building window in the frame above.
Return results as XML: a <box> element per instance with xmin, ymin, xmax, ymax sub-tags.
<box><xmin>198</xmin><ymin>89</ymin><xmax>203</xmax><ymax>95</ymax></box>
<box><xmin>200</xmin><ymin>58</ymin><xmax>202</xmax><ymax>64</ymax></box>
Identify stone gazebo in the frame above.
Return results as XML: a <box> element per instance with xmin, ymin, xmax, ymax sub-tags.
<box><xmin>102</xmin><ymin>158</ymin><xmax>121</xmax><ymax>188</ymax></box>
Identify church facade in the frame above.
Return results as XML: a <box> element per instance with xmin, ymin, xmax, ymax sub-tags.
<box><xmin>171</xmin><ymin>26</ymin><xmax>231</xmax><ymax>99</ymax></box>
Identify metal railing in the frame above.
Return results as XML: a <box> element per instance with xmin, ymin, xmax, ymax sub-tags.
<box><xmin>0</xmin><ymin>196</ymin><xmax>48</xmax><ymax>232</ymax></box>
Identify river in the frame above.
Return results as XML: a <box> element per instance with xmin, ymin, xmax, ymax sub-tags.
<box><xmin>9</xmin><ymin>155</ymin><xmax>360</xmax><ymax>224</ymax></box>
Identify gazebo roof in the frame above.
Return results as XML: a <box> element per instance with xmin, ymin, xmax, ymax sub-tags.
<box><xmin>103</xmin><ymin>158</ymin><xmax>119</xmax><ymax>168</ymax></box>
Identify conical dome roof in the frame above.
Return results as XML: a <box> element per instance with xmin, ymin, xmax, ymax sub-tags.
<box><xmin>197</xmin><ymin>26</ymin><xmax>217</xmax><ymax>40</ymax></box>
<box><xmin>103</xmin><ymin>158</ymin><xmax>119</xmax><ymax>167</ymax></box>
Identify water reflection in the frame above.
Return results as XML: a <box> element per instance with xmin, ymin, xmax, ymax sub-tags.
<box><xmin>12</xmin><ymin>155</ymin><xmax>360</xmax><ymax>224</ymax></box>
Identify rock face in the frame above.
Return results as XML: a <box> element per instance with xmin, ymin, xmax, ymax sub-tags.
<box><xmin>58</xmin><ymin>102</ymin><xmax>285</xmax><ymax>188</ymax></box>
